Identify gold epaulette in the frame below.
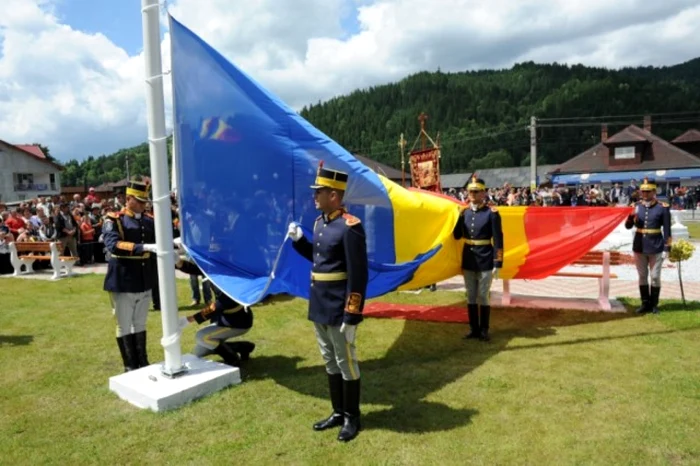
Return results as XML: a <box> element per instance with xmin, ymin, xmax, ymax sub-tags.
<box><xmin>106</xmin><ymin>212</ymin><xmax>122</xmax><ymax>219</ymax></box>
<box><xmin>343</xmin><ymin>213</ymin><xmax>361</xmax><ymax>226</ymax></box>
<box><xmin>490</xmin><ymin>206</ymin><xmax>498</xmax><ymax>213</ymax></box>
<box><xmin>661</xmin><ymin>202</ymin><xmax>670</xmax><ymax>208</ymax></box>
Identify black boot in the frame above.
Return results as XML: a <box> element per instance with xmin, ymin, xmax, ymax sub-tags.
<box><xmin>226</xmin><ymin>341</ymin><xmax>256</xmax><ymax>361</ymax></box>
<box><xmin>650</xmin><ymin>286</ymin><xmax>661</xmax><ymax>314</ymax></box>
<box><xmin>338</xmin><ymin>378</ymin><xmax>361</xmax><ymax>442</ymax></box>
<box><xmin>479</xmin><ymin>305</ymin><xmax>491</xmax><ymax>342</ymax></box>
<box><xmin>636</xmin><ymin>285</ymin><xmax>651</xmax><ymax>314</ymax></box>
<box><xmin>313</xmin><ymin>373</ymin><xmax>344</xmax><ymax>431</ymax></box>
<box><xmin>463</xmin><ymin>304</ymin><xmax>480</xmax><ymax>339</ymax></box>
<box><xmin>116</xmin><ymin>334</ymin><xmax>137</xmax><ymax>372</ymax></box>
<box><xmin>214</xmin><ymin>343</ymin><xmax>240</xmax><ymax>367</ymax></box>
<box><xmin>133</xmin><ymin>331</ymin><xmax>150</xmax><ymax>368</ymax></box>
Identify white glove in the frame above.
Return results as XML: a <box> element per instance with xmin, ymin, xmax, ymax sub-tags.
<box><xmin>178</xmin><ymin>316</ymin><xmax>191</xmax><ymax>331</ymax></box>
<box><xmin>287</xmin><ymin>222</ymin><xmax>303</xmax><ymax>242</ymax></box>
<box><xmin>492</xmin><ymin>268</ymin><xmax>499</xmax><ymax>280</ymax></box>
<box><xmin>662</xmin><ymin>251</ymin><xmax>669</xmax><ymax>260</ymax></box>
<box><xmin>142</xmin><ymin>243</ymin><xmax>158</xmax><ymax>253</ymax></box>
<box><xmin>340</xmin><ymin>323</ymin><xmax>357</xmax><ymax>344</ymax></box>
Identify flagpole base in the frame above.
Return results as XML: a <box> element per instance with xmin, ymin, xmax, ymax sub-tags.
<box><xmin>109</xmin><ymin>354</ymin><xmax>241</xmax><ymax>412</ymax></box>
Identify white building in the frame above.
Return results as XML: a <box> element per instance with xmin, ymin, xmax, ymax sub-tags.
<box><xmin>0</xmin><ymin>140</ymin><xmax>63</xmax><ymax>203</ymax></box>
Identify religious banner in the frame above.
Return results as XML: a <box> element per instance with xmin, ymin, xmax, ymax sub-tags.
<box><xmin>409</xmin><ymin>148</ymin><xmax>441</xmax><ymax>192</ymax></box>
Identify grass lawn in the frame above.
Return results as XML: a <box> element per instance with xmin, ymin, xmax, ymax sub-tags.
<box><xmin>687</xmin><ymin>222</ymin><xmax>700</xmax><ymax>240</ymax></box>
<box><xmin>2</xmin><ymin>275</ymin><xmax>700</xmax><ymax>464</ymax></box>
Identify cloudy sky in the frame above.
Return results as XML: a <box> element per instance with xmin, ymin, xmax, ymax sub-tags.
<box><xmin>1</xmin><ymin>0</ymin><xmax>698</xmax><ymax>162</ymax></box>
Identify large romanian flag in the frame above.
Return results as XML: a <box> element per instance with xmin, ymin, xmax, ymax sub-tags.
<box><xmin>169</xmin><ymin>15</ymin><xmax>631</xmax><ymax>306</ymax></box>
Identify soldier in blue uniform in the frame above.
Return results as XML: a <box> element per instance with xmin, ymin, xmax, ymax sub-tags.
<box><xmin>175</xmin><ymin>258</ymin><xmax>255</xmax><ymax>366</ymax></box>
<box><xmin>453</xmin><ymin>176</ymin><xmax>504</xmax><ymax>342</ymax></box>
<box><xmin>624</xmin><ymin>177</ymin><xmax>671</xmax><ymax>314</ymax></box>
<box><xmin>103</xmin><ymin>180</ymin><xmax>156</xmax><ymax>372</ymax></box>
<box><xmin>288</xmin><ymin>161</ymin><xmax>368</xmax><ymax>443</ymax></box>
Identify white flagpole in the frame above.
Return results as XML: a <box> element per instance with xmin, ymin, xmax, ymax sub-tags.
<box><xmin>141</xmin><ymin>0</ymin><xmax>185</xmax><ymax>376</ymax></box>
<box><xmin>171</xmin><ymin>129</ymin><xmax>179</xmax><ymax>196</ymax></box>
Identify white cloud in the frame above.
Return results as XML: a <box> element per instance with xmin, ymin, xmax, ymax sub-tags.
<box><xmin>0</xmin><ymin>0</ymin><xmax>698</xmax><ymax>162</ymax></box>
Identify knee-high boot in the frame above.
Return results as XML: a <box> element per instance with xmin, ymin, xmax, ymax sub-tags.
<box><xmin>464</xmin><ymin>304</ymin><xmax>480</xmax><ymax>339</ymax></box>
<box><xmin>313</xmin><ymin>373</ymin><xmax>344</xmax><ymax>431</ymax></box>
<box><xmin>214</xmin><ymin>342</ymin><xmax>240</xmax><ymax>367</ymax></box>
<box><xmin>133</xmin><ymin>331</ymin><xmax>150</xmax><ymax>368</ymax></box>
<box><xmin>338</xmin><ymin>378</ymin><xmax>361</xmax><ymax>442</ymax></box>
<box><xmin>650</xmin><ymin>286</ymin><xmax>661</xmax><ymax>314</ymax></box>
<box><xmin>636</xmin><ymin>285</ymin><xmax>651</xmax><ymax>314</ymax></box>
<box><xmin>116</xmin><ymin>334</ymin><xmax>138</xmax><ymax>372</ymax></box>
<box><xmin>480</xmin><ymin>305</ymin><xmax>491</xmax><ymax>342</ymax></box>
<box><xmin>225</xmin><ymin>341</ymin><xmax>256</xmax><ymax>361</ymax></box>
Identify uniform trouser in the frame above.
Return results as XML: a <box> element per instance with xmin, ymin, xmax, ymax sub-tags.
<box><xmin>60</xmin><ymin>235</ymin><xmax>79</xmax><ymax>259</ymax></box>
<box><xmin>110</xmin><ymin>291</ymin><xmax>151</xmax><ymax>337</ymax></box>
<box><xmin>192</xmin><ymin>324</ymin><xmax>250</xmax><ymax>357</ymax></box>
<box><xmin>314</xmin><ymin>323</ymin><xmax>360</xmax><ymax>381</ymax></box>
<box><xmin>463</xmin><ymin>269</ymin><xmax>494</xmax><ymax>305</ymax></box>
<box><xmin>190</xmin><ymin>275</ymin><xmax>212</xmax><ymax>303</ymax></box>
<box><xmin>635</xmin><ymin>252</ymin><xmax>664</xmax><ymax>287</ymax></box>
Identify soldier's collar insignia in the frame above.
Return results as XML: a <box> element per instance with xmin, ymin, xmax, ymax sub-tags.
<box><xmin>326</xmin><ymin>208</ymin><xmax>346</xmax><ymax>222</ymax></box>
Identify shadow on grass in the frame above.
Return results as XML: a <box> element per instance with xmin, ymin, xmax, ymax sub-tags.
<box><xmin>0</xmin><ymin>335</ymin><xmax>34</xmax><ymax>347</ymax></box>
<box><xmin>618</xmin><ymin>297</ymin><xmax>700</xmax><ymax>313</ymax></box>
<box><xmin>247</xmin><ymin>304</ymin><xmax>638</xmax><ymax>434</ymax></box>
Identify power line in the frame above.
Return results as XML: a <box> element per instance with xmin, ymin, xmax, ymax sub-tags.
<box><xmin>537</xmin><ymin>110</ymin><xmax>700</xmax><ymax>123</ymax></box>
<box><xmin>538</xmin><ymin>117</ymin><xmax>700</xmax><ymax>128</ymax></box>
<box><xmin>344</xmin><ymin>123</ymin><xmax>527</xmax><ymax>154</ymax></box>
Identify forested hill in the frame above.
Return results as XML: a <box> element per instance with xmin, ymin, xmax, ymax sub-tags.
<box><xmin>60</xmin><ymin>58</ymin><xmax>700</xmax><ymax>186</ymax></box>
<box><xmin>300</xmin><ymin>58</ymin><xmax>700</xmax><ymax>172</ymax></box>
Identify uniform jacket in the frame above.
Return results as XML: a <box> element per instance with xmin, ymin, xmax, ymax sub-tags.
<box><xmin>176</xmin><ymin>259</ymin><xmax>253</xmax><ymax>329</ymax></box>
<box><xmin>624</xmin><ymin>200</ymin><xmax>672</xmax><ymax>254</ymax></box>
<box><xmin>103</xmin><ymin>209</ymin><xmax>156</xmax><ymax>293</ymax></box>
<box><xmin>293</xmin><ymin>208</ymin><xmax>369</xmax><ymax>326</ymax></box>
<box><xmin>453</xmin><ymin>204</ymin><xmax>504</xmax><ymax>272</ymax></box>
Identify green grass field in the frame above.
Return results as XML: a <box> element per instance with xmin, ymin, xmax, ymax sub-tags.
<box><xmin>687</xmin><ymin>222</ymin><xmax>700</xmax><ymax>239</ymax></box>
<box><xmin>1</xmin><ymin>275</ymin><xmax>700</xmax><ymax>465</ymax></box>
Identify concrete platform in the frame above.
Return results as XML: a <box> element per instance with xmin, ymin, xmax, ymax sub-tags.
<box><xmin>109</xmin><ymin>354</ymin><xmax>241</xmax><ymax>412</ymax></box>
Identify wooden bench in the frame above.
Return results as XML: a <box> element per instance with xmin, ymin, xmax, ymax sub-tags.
<box><xmin>8</xmin><ymin>242</ymin><xmax>78</xmax><ymax>280</ymax></box>
<box><xmin>501</xmin><ymin>250</ymin><xmax>624</xmax><ymax>311</ymax></box>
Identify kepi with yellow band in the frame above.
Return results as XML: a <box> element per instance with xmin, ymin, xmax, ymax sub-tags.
<box><xmin>126</xmin><ymin>180</ymin><xmax>151</xmax><ymax>202</ymax></box>
<box><xmin>467</xmin><ymin>176</ymin><xmax>487</xmax><ymax>192</ymax></box>
<box><xmin>640</xmin><ymin>177</ymin><xmax>657</xmax><ymax>192</ymax></box>
<box><xmin>311</xmin><ymin>161</ymin><xmax>348</xmax><ymax>191</ymax></box>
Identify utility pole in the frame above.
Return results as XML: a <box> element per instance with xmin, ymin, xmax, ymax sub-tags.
<box><xmin>530</xmin><ymin>116</ymin><xmax>537</xmax><ymax>192</ymax></box>
<box><xmin>398</xmin><ymin>133</ymin><xmax>406</xmax><ymax>186</ymax></box>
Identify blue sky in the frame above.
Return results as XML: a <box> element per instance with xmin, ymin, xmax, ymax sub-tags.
<box><xmin>55</xmin><ymin>0</ymin><xmax>361</xmax><ymax>55</ymax></box>
<box><xmin>56</xmin><ymin>0</ymin><xmax>153</xmax><ymax>55</ymax></box>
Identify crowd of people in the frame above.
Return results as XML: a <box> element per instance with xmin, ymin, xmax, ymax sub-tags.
<box><xmin>445</xmin><ymin>180</ymin><xmax>700</xmax><ymax>209</ymax></box>
<box><xmin>0</xmin><ymin>188</ymin><xmax>181</xmax><ymax>276</ymax></box>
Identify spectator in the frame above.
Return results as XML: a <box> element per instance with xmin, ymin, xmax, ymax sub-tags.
<box><xmin>0</xmin><ymin>225</ymin><xmax>14</xmax><ymax>274</ymax></box>
<box><xmin>79</xmin><ymin>215</ymin><xmax>95</xmax><ymax>265</ymax></box>
<box><xmin>5</xmin><ymin>209</ymin><xmax>25</xmax><ymax>236</ymax></box>
<box><xmin>39</xmin><ymin>217</ymin><xmax>57</xmax><ymax>242</ymax></box>
<box><xmin>85</xmin><ymin>188</ymin><xmax>100</xmax><ymax>207</ymax></box>
<box><xmin>55</xmin><ymin>203</ymin><xmax>79</xmax><ymax>261</ymax></box>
